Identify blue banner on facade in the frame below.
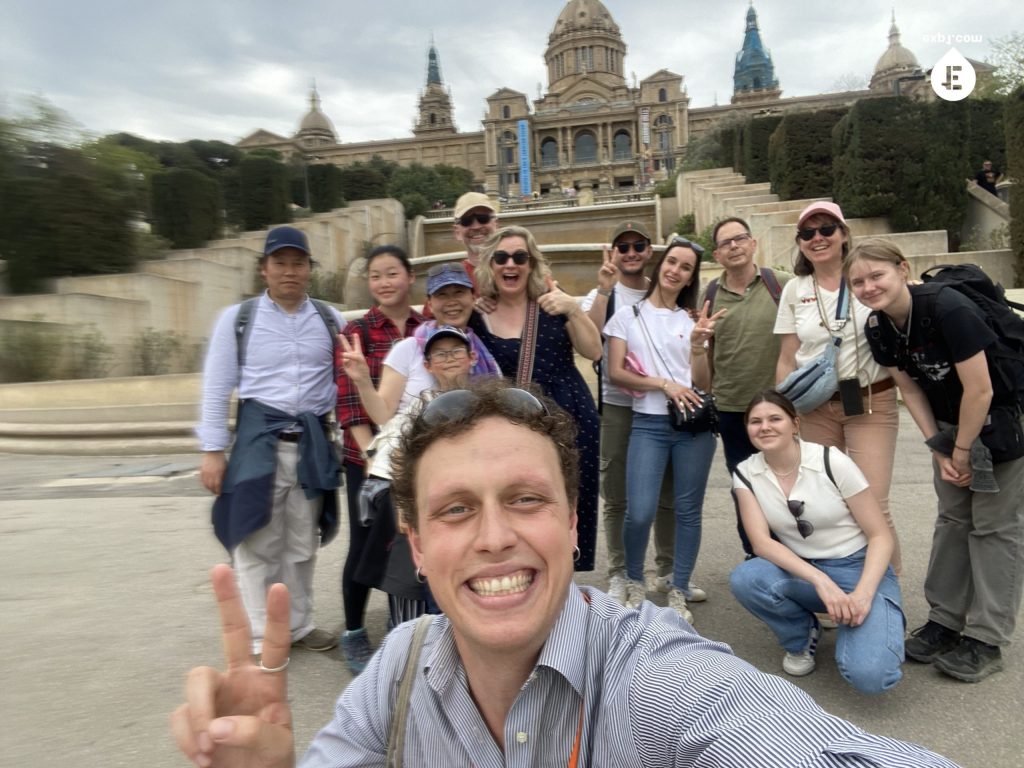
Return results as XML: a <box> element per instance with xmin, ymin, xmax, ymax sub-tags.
<box><xmin>517</xmin><ymin>119</ymin><xmax>532</xmax><ymax>196</ymax></box>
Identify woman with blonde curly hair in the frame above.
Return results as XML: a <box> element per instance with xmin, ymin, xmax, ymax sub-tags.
<box><xmin>469</xmin><ymin>224</ymin><xmax>604</xmax><ymax>570</ymax></box>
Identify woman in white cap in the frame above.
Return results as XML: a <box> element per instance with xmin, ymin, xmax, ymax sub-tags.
<box><xmin>773</xmin><ymin>202</ymin><xmax>901</xmax><ymax>573</ymax></box>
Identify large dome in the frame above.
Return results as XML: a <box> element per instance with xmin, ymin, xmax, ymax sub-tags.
<box><xmin>550</xmin><ymin>0</ymin><xmax>620</xmax><ymax>39</ymax></box>
<box><xmin>296</xmin><ymin>85</ymin><xmax>336</xmax><ymax>143</ymax></box>
<box><xmin>872</xmin><ymin>16</ymin><xmax>919</xmax><ymax>76</ymax></box>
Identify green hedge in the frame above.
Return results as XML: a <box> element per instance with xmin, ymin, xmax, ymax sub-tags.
<box><xmin>831</xmin><ymin>97</ymin><xmax>968</xmax><ymax>242</ymax></box>
<box><xmin>238</xmin><ymin>155</ymin><xmax>291</xmax><ymax>230</ymax></box>
<box><xmin>768</xmin><ymin>108</ymin><xmax>847</xmax><ymax>199</ymax></box>
<box><xmin>1006</xmin><ymin>87</ymin><xmax>1024</xmax><ymax>283</ymax></box>
<box><xmin>741</xmin><ymin>115</ymin><xmax>783</xmax><ymax>183</ymax></box>
<box><xmin>967</xmin><ymin>99</ymin><xmax>1007</xmax><ymax>172</ymax></box>
<box><xmin>151</xmin><ymin>168</ymin><xmax>222</xmax><ymax>248</ymax></box>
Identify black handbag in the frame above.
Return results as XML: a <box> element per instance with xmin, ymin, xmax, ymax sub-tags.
<box><xmin>667</xmin><ymin>388</ymin><xmax>719</xmax><ymax>433</ymax></box>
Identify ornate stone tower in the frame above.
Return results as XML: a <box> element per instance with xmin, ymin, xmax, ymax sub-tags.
<box><xmin>869</xmin><ymin>11</ymin><xmax>923</xmax><ymax>95</ymax></box>
<box><xmin>295</xmin><ymin>83</ymin><xmax>337</xmax><ymax>149</ymax></box>
<box><xmin>542</xmin><ymin>0</ymin><xmax>629</xmax><ymax>106</ymax></box>
<box><xmin>413</xmin><ymin>41</ymin><xmax>457</xmax><ymax>136</ymax></box>
<box><xmin>732</xmin><ymin>3</ymin><xmax>781</xmax><ymax>104</ymax></box>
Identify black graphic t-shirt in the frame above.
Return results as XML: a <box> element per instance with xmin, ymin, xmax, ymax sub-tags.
<box><xmin>866</xmin><ymin>285</ymin><xmax>997</xmax><ymax>424</ymax></box>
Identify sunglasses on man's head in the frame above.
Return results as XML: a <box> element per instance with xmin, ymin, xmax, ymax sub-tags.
<box><xmin>458</xmin><ymin>212</ymin><xmax>494</xmax><ymax>227</ymax></box>
<box><xmin>420</xmin><ymin>388</ymin><xmax>548</xmax><ymax>426</ymax></box>
<box><xmin>797</xmin><ymin>224</ymin><xmax>839</xmax><ymax>242</ymax></box>
<box><xmin>787</xmin><ymin>499</ymin><xmax>814</xmax><ymax>539</ymax></box>
<box><xmin>615</xmin><ymin>240</ymin><xmax>648</xmax><ymax>254</ymax></box>
<box><xmin>492</xmin><ymin>250</ymin><xmax>530</xmax><ymax>266</ymax></box>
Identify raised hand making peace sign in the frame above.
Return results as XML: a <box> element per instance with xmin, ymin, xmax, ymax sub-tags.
<box><xmin>170</xmin><ymin>565</ymin><xmax>295</xmax><ymax>768</ymax></box>
<box><xmin>690</xmin><ymin>300</ymin><xmax>728</xmax><ymax>348</ymax></box>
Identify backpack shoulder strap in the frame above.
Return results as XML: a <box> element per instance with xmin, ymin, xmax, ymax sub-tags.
<box><xmin>734</xmin><ymin>467</ymin><xmax>753</xmax><ymax>492</ymax></box>
<box><xmin>704</xmin><ymin>278</ymin><xmax>720</xmax><ymax>312</ymax></box>
<box><xmin>760</xmin><ymin>268</ymin><xmax>783</xmax><ymax>306</ymax></box>
<box><xmin>822</xmin><ymin>445</ymin><xmax>838</xmax><ymax>489</ymax></box>
<box><xmin>234</xmin><ymin>297</ymin><xmax>259</xmax><ymax>370</ymax></box>
<box><xmin>386</xmin><ymin>614</ymin><xmax>434</xmax><ymax>767</ymax></box>
<box><xmin>310</xmin><ymin>298</ymin><xmax>343</xmax><ymax>340</ymax></box>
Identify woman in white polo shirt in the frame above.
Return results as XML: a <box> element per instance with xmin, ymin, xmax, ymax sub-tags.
<box><xmin>729</xmin><ymin>389</ymin><xmax>905</xmax><ymax>694</ymax></box>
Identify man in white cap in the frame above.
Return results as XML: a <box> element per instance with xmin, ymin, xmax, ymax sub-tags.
<box><xmin>451</xmin><ymin>191</ymin><xmax>500</xmax><ymax>284</ymax></box>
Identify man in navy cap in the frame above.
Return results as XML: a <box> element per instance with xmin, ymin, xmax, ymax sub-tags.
<box><xmin>197</xmin><ymin>225</ymin><xmax>347</xmax><ymax>655</ymax></box>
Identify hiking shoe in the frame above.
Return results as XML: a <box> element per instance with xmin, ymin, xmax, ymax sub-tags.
<box><xmin>340</xmin><ymin>628</ymin><xmax>374</xmax><ymax>674</ymax></box>
<box><xmin>293</xmin><ymin>627</ymin><xmax>338</xmax><ymax>652</ymax></box>
<box><xmin>654</xmin><ymin>575</ymin><xmax>707</xmax><ymax>602</ymax></box>
<box><xmin>933</xmin><ymin>637</ymin><xmax>1004</xmax><ymax>683</ymax></box>
<box><xmin>607</xmin><ymin>572</ymin><xmax>628</xmax><ymax>605</ymax></box>
<box><xmin>783</xmin><ymin>618</ymin><xmax>821</xmax><ymax>677</ymax></box>
<box><xmin>667</xmin><ymin>587</ymin><xmax>695</xmax><ymax>624</ymax></box>
<box><xmin>905</xmin><ymin>620</ymin><xmax>961</xmax><ymax>663</ymax></box>
<box><xmin>625</xmin><ymin>580</ymin><xmax>647</xmax><ymax>609</ymax></box>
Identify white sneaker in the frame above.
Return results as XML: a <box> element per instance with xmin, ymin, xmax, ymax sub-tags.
<box><xmin>782</xmin><ymin>620</ymin><xmax>821</xmax><ymax>677</ymax></box>
<box><xmin>625</xmin><ymin>580</ymin><xmax>647</xmax><ymax>609</ymax></box>
<box><xmin>607</xmin><ymin>573</ymin><xmax>627</xmax><ymax>605</ymax></box>
<box><xmin>667</xmin><ymin>587</ymin><xmax>695</xmax><ymax>624</ymax></box>
<box><xmin>653</xmin><ymin>575</ymin><xmax>707</xmax><ymax>602</ymax></box>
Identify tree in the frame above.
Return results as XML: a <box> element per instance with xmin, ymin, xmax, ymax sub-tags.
<box><xmin>308</xmin><ymin>163</ymin><xmax>345</xmax><ymax>212</ymax></box>
<box><xmin>339</xmin><ymin>163</ymin><xmax>389</xmax><ymax>201</ymax></box>
<box><xmin>151</xmin><ymin>168</ymin><xmax>222</xmax><ymax>248</ymax></box>
<box><xmin>238</xmin><ymin>155</ymin><xmax>291</xmax><ymax>230</ymax></box>
<box><xmin>987</xmin><ymin>32</ymin><xmax>1024</xmax><ymax>96</ymax></box>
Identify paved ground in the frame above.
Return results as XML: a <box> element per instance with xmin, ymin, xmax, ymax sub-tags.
<box><xmin>1</xmin><ymin>408</ymin><xmax>1021</xmax><ymax>767</ymax></box>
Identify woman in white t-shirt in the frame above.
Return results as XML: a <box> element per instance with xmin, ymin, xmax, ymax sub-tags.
<box><xmin>729</xmin><ymin>389</ymin><xmax>904</xmax><ymax>694</ymax></box>
<box><xmin>605</xmin><ymin>237</ymin><xmax>717</xmax><ymax>623</ymax></box>
<box><xmin>774</xmin><ymin>201</ymin><xmax>901</xmax><ymax>574</ymax></box>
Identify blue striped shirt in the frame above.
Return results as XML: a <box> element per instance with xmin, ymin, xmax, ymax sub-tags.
<box><xmin>197</xmin><ymin>292</ymin><xmax>346</xmax><ymax>451</ymax></box>
<box><xmin>301</xmin><ymin>585</ymin><xmax>959</xmax><ymax>767</ymax></box>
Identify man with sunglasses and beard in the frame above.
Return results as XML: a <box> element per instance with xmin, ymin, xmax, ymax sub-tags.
<box><xmin>173</xmin><ymin>380</ymin><xmax>958</xmax><ymax>767</ymax></box>
<box><xmin>583</xmin><ymin>221</ymin><xmax>678</xmax><ymax>605</ymax></box>
<box><xmin>451</xmin><ymin>191</ymin><xmax>500</xmax><ymax>285</ymax></box>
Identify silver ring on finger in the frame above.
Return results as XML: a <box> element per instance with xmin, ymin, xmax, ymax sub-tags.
<box><xmin>259</xmin><ymin>656</ymin><xmax>290</xmax><ymax>673</ymax></box>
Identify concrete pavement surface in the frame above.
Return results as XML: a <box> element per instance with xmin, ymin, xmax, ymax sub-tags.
<box><xmin>1</xmin><ymin>407</ymin><xmax>1021</xmax><ymax>768</ymax></box>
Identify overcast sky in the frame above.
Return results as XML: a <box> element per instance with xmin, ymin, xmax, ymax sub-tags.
<box><xmin>1</xmin><ymin>1</ymin><xmax>1016</xmax><ymax>146</ymax></box>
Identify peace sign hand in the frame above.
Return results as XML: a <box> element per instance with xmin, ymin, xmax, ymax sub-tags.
<box><xmin>170</xmin><ymin>565</ymin><xmax>294</xmax><ymax>768</ymax></box>
<box><xmin>338</xmin><ymin>332</ymin><xmax>371</xmax><ymax>385</ymax></box>
<box><xmin>597</xmin><ymin>245</ymin><xmax>619</xmax><ymax>292</ymax></box>
<box><xmin>691</xmin><ymin>301</ymin><xmax>727</xmax><ymax>347</ymax></box>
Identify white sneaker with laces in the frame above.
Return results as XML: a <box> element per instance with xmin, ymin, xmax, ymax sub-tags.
<box><xmin>625</xmin><ymin>580</ymin><xmax>647</xmax><ymax>609</ymax></box>
<box><xmin>607</xmin><ymin>573</ymin><xmax>628</xmax><ymax>605</ymax></box>
<box><xmin>667</xmin><ymin>587</ymin><xmax>695</xmax><ymax>624</ymax></box>
<box><xmin>653</xmin><ymin>575</ymin><xmax>707</xmax><ymax>602</ymax></box>
<box><xmin>782</xmin><ymin>620</ymin><xmax>821</xmax><ymax>677</ymax></box>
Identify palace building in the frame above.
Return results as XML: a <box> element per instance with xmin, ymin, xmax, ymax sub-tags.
<box><xmin>236</xmin><ymin>1</ymin><xmax>925</xmax><ymax>197</ymax></box>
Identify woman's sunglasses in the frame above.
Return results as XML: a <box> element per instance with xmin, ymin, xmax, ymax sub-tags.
<box><xmin>421</xmin><ymin>388</ymin><xmax>547</xmax><ymax>426</ymax></box>
<box><xmin>787</xmin><ymin>499</ymin><xmax>814</xmax><ymax>539</ymax></box>
<box><xmin>797</xmin><ymin>224</ymin><xmax>839</xmax><ymax>242</ymax></box>
<box><xmin>492</xmin><ymin>250</ymin><xmax>530</xmax><ymax>266</ymax></box>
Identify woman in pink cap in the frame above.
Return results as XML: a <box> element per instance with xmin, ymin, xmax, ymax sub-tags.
<box><xmin>773</xmin><ymin>202</ymin><xmax>901</xmax><ymax>573</ymax></box>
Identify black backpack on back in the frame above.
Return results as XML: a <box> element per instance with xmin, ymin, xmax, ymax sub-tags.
<box><xmin>917</xmin><ymin>264</ymin><xmax>1024</xmax><ymax>407</ymax></box>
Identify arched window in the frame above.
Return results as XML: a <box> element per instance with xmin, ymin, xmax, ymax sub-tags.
<box><xmin>429</xmin><ymin>113</ymin><xmax>436</xmax><ymax>124</ymax></box>
<box><xmin>574</xmin><ymin>131</ymin><xmax>597</xmax><ymax>164</ymax></box>
<box><xmin>502</xmin><ymin>105</ymin><xmax>511</xmax><ymax>119</ymax></box>
<box><xmin>612</xmin><ymin>131</ymin><xmax>631</xmax><ymax>161</ymax></box>
<box><xmin>541</xmin><ymin>138</ymin><xmax>558</xmax><ymax>168</ymax></box>
<box><xmin>658</xmin><ymin>88</ymin><xmax>667</xmax><ymax>102</ymax></box>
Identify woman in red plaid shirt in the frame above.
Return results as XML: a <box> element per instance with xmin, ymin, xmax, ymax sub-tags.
<box><xmin>336</xmin><ymin>245</ymin><xmax>424</xmax><ymax>674</ymax></box>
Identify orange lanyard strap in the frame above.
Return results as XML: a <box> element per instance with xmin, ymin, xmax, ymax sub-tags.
<box><xmin>567</xmin><ymin>590</ymin><xmax>591</xmax><ymax>768</ymax></box>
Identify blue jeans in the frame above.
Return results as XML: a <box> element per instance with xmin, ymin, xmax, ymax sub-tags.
<box><xmin>624</xmin><ymin>412</ymin><xmax>716</xmax><ymax>590</ymax></box>
<box><xmin>730</xmin><ymin>550</ymin><xmax>906</xmax><ymax>694</ymax></box>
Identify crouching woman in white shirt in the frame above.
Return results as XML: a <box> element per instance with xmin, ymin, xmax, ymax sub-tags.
<box><xmin>729</xmin><ymin>389</ymin><xmax>905</xmax><ymax>694</ymax></box>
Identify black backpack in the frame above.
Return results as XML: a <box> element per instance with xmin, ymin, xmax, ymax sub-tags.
<box><xmin>916</xmin><ymin>264</ymin><xmax>1024</xmax><ymax>407</ymax></box>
